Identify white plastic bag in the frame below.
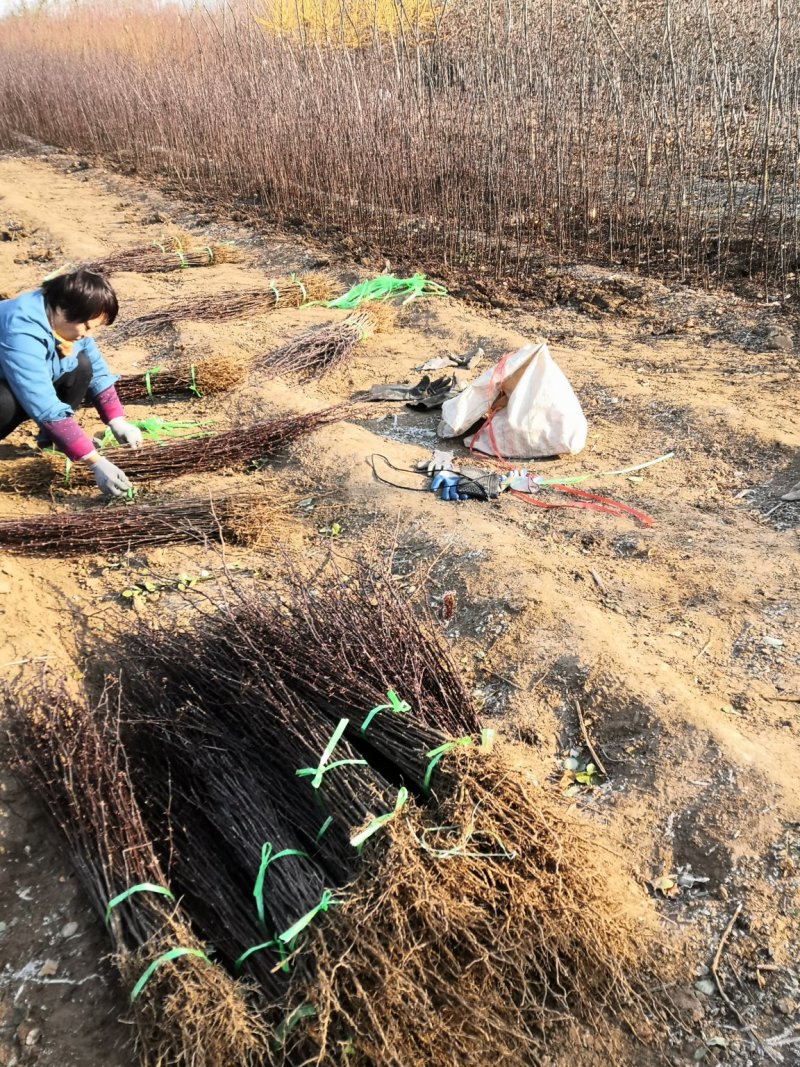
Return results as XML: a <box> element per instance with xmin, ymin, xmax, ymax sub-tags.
<box><xmin>437</xmin><ymin>343</ymin><xmax>587</xmax><ymax>459</ymax></box>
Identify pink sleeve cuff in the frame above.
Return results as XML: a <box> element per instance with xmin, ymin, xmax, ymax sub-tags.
<box><xmin>40</xmin><ymin>417</ymin><xmax>95</xmax><ymax>462</ymax></box>
<box><xmin>93</xmin><ymin>385</ymin><xmax>125</xmax><ymax>424</ymax></box>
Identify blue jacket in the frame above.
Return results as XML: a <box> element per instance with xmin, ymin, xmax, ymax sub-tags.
<box><xmin>0</xmin><ymin>288</ymin><xmax>118</xmax><ymax>425</ymax></box>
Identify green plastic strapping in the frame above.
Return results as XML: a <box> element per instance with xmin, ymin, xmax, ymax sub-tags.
<box><xmin>296</xmin><ymin>718</ymin><xmax>367</xmax><ymax>789</ymax></box>
<box><xmin>188</xmin><ymin>364</ymin><xmax>202</xmax><ymax>398</ymax></box>
<box><xmin>99</xmin><ymin>416</ymin><xmax>211</xmax><ymax>449</ymax></box>
<box><xmin>423</xmin><ymin>735</ymin><xmax>474</xmax><ymax>791</ymax></box>
<box><xmin>323</xmin><ymin>273</ymin><xmax>448</xmax><ymax>311</ymax></box>
<box><xmin>151</xmin><ymin>241</ymin><xmax>167</xmax><ymax>253</ymax></box>
<box><xmin>351</xmin><ymin>787</ymin><xmax>409</xmax><ymax>849</ymax></box>
<box><xmin>234</xmin><ymin>937</ymin><xmax>290</xmax><ymax>973</ymax></box>
<box><xmin>104</xmin><ymin>882</ymin><xmax>174</xmax><ymax>925</ymax></box>
<box><xmin>315</xmin><ymin>816</ymin><xmax>333</xmax><ymax>843</ymax></box>
<box><xmin>361</xmin><ymin>689</ymin><xmax>411</xmax><ymax>734</ymax></box>
<box><xmin>130</xmin><ymin>947</ymin><xmax>211</xmax><ymax>1002</ymax></box>
<box><xmin>63</xmin><ymin>457</ymin><xmax>72</xmax><ymax>486</ymax></box>
<box><xmin>253</xmin><ymin>843</ymin><xmax>308</xmax><ymax>934</ymax></box>
<box><xmin>290</xmin><ymin>273</ymin><xmax>307</xmax><ymax>304</ymax></box>
<box><xmin>268</xmin><ymin>281</ymin><xmax>281</xmax><ymax>307</ymax></box>
<box><xmin>41</xmin><ymin>263</ymin><xmax>76</xmax><ymax>283</ymax></box>
<box><xmin>278</xmin><ymin>890</ymin><xmax>340</xmax><ymax>945</ymax></box>
<box><xmin>204</xmin><ymin>246</ymin><xmax>214</xmax><ymax>264</ymax></box>
<box><xmin>175</xmin><ymin>247</ymin><xmax>188</xmax><ymax>269</ymax></box>
<box><xmin>143</xmin><ymin>366</ymin><xmax>163</xmax><ymax>398</ymax></box>
<box><xmin>535</xmin><ymin>452</ymin><xmax>674</xmax><ymax>488</ymax></box>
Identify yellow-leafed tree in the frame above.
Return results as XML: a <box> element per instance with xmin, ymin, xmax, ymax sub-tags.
<box><xmin>256</xmin><ymin>0</ymin><xmax>437</xmax><ymax>46</ymax></box>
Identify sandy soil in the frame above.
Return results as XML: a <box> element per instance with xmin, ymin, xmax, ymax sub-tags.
<box><xmin>0</xmin><ymin>146</ymin><xmax>798</xmax><ymax>1066</ymax></box>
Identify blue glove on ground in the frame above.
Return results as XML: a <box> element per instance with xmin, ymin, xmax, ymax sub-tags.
<box><xmin>431</xmin><ymin>471</ymin><xmax>468</xmax><ymax>501</ymax></box>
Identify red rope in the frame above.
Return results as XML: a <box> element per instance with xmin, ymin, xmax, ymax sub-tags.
<box><xmin>509</xmin><ymin>487</ymin><xmax>653</xmax><ymax>527</ymax></box>
<box><xmin>467</xmin><ymin>347</ymin><xmax>653</xmax><ymax>527</ymax></box>
<box><xmin>549</xmin><ymin>484</ymin><xmax>654</xmax><ymax>527</ymax></box>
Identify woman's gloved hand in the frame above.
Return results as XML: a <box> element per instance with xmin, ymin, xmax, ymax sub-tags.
<box><xmin>108</xmin><ymin>416</ymin><xmax>143</xmax><ymax>449</ymax></box>
<box><xmin>89</xmin><ymin>455</ymin><xmax>133</xmax><ymax>498</ymax></box>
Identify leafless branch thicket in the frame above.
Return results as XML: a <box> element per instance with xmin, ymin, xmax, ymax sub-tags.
<box><xmin>0</xmin><ymin>0</ymin><xmax>796</xmax><ymax>295</ymax></box>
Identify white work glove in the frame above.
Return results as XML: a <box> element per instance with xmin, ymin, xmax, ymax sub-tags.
<box><xmin>422</xmin><ymin>449</ymin><xmax>455</xmax><ymax>475</ymax></box>
<box><xmin>108</xmin><ymin>417</ymin><xmax>143</xmax><ymax>449</ymax></box>
<box><xmin>89</xmin><ymin>455</ymin><xmax>132</xmax><ymax>498</ymax></box>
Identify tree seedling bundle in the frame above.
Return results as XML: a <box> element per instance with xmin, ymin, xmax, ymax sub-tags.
<box><xmin>117</xmin><ymin>273</ymin><xmax>334</xmax><ymax>338</ymax></box>
<box><xmin>0</xmin><ymin>407</ymin><xmax>344</xmax><ymax>493</ymax></box>
<box><xmin>82</xmin><ymin>232</ymin><xmax>243</xmax><ymax>275</ymax></box>
<box><xmin>7</xmin><ymin>678</ymin><xmax>270</xmax><ymax>1067</ymax></box>
<box><xmin>115</xmin><ymin>355</ymin><xmax>245</xmax><ymax>402</ymax></box>
<box><xmin>0</xmin><ymin>492</ymin><xmax>282</xmax><ymax>555</ymax></box>
<box><xmin>260</xmin><ymin>304</ymin><xmax>396</xmax><ymax>381</ymax></box>
<box><xmin>7</xmin><ymin>561</ymin><xmax>679</xmax><ymax>1065</ymax></box>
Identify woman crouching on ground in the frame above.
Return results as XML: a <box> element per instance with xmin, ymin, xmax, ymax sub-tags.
<box><xmin>0</xmin><ymin>269</ymin><xmax>141</xmax><ymax>497</ymax></box>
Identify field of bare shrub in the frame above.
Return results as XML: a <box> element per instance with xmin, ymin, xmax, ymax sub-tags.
<box><xmin>0</xmin><ymin>0</ymin><xmax>797</xmax><ymax>296</ymax></box>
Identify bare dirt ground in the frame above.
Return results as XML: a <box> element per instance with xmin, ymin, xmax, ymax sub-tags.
<box><xmin>0</xmin><ymin>147</ymin><xmax>798</xmax><ymax>1066</ymax></box>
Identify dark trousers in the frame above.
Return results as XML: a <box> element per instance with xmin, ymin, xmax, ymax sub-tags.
<box><xmin>0</xmin><ymin>352</ymin><xmax>92</xmax><ymax>442</ymax></box>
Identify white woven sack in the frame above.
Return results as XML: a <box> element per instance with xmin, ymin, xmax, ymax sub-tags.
<box><xmin>437</xmin><ymin>343</ymin><xmax>587</xmax><ymax>459</ymax></box>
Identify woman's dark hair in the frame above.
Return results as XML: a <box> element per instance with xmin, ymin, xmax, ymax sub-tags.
<box><xmin>41</xmin><ymin>269</ymin><xmax>119</xmax><ymax>325</ymax></box>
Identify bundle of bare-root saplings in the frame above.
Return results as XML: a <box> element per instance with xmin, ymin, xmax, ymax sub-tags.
<box><xmin>7</xmin><ymin>677</ymin><xmax>270</xmax><ymax>1067</ymax></box>
<box><xmin>0</xmin><ymin>492</ymin><xmax>282</xmax><ymax>555</ymax></box>
<box><xmin>115</xmin><ymin>355</ymin><xmax>245</xmax><ymax>402</ymax></box>
<box><xmin>0</xmin><ymin>407</ymin><xmax>344</xmax><ymax>493</ymax></box>
<box><xmin>81</xmin><ymin>232</ymin><xmax>243</xmax><ymax>275</ymax></box>
<box><xmin>258</xmin><ymin>304</ymin><xmax>396</xmax><ymax>381</ymax></box>
<box><xmin>7</xmin><ymin>561</ymin><xmax>680</xmax><ymax>1065</ymax></box>
<box><xmin>116</xmin><ymin>273</ymin><xmax>334</xmax><ymax>337</ymax></box>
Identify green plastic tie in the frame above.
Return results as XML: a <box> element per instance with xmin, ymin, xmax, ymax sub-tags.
<box><xmin>99</xmin><ymin>416</ymin><xmax>211</xmax><ymax>449</ymax></box>
<box><xmin>63</xmin><ymin>457</ymin><xmax>72</xmax><ymax>486</ymax></box>
<box><xmin>187</xmin><ymin>364</ymin><xmax>202</xmax><ymax>398</ymax></box>
<box><xmin>278</xmin><ymin>890</ymin><xmax>340</xmax><ymax>945</ymax></box>
<box><xmin>534</xmin><ymin>452</ymin><xmax>674</xmax><ymax>488</ymax></box>
<box><xmin>130</xmin><ymin>947</ymin><xmax>210</xmax><ymax>1002</ymax></box>
<box><xmin>480</xmin><ymin>727</ymin><xmax>496</xmax><ymax>751</ymax></box>
<box><xmin>322</xmin><ymin>273</ymin><xmax>448</xmax><ymax>311</ymax></box>
<box><xmin>351</xmin><ymin>787</ymin><xmax>409</xmax><ymax>849</ymax></box>
<box><xmin>175</xmin><ymin>247</ymin><xmax>188</xmax><ymax>269</ymax></box>
<box><xmin>253</xmin><ymin>843</ymin><xmax>308</xmax><ymax>933</ymax></box>
<box><xmin>361</xmin><ymin>689</ymin><xmax>411</xmax><ymax>734</ymax></box>
<box><xmin>104</xmin><ymin>882</ymin><xmax>174</xmax><ymax>925</ymax></box>
<box><xmin>271</xmin><ymin>1003</ymin><xmax>317</xmax><ymax>1049</ymax></box>
<box><xmin>296</xmin><ymin>719</ymin><xmax>367</xmax><ymax>789</ymax></box>
<box><xmin>204</xmin><ymin>246</ymin><xmax>214</xmax><ymax>264</ymax></box>
<box><xmin>268</xmin><ymin>281</ymin><xmax>281</xmax><ymax>307</ymax></box>
<box><xmin>41</xmin><ymin>263</ymin><xmax>76</xmax><ymax>283</ymax></box>
<box><xmin>315</xmin><ymin>816</ymin><xmax>333</xmax><ymax>843</ymax></box>
<box><xmin>234</xmin><ymin>937</ymin><xmax>290</xmax><ymax>973</ymax></box>
<box><xmin>423</xmin><ymin>735</ymin><xmax>473</xmax><ymax>791</ymax></box>
<box><xmin>290</xmin><ymin>273</ymin><xmax>308</xmax><ymax>304</ymax></box>
<box><xmin>143</xmin><ymin>366</ymin><xmax>163</xmax><ymax>398</ymax></box>
<box><xmin>151</xmin><ymin>241</ymin><xmax>166</xmax><ymax>253</ymax></box>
